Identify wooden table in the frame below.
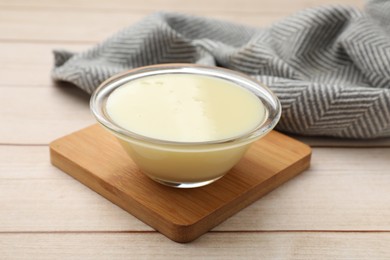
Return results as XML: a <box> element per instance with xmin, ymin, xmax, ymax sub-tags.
<box><xmin>1</xmin><ymin>0</ymin><xmax>390</xmax><ymax>258</ymax></box>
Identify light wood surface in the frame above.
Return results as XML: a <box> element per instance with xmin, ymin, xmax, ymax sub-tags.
<box><xmin>2</xmin><ymin>0</ymin><xmax>390</xmax><ymax>258</ymax></box>
<box><xmin>50</xmin><ymin>125</ymin><xmax>311</xmax><ymax>242</ymax></box>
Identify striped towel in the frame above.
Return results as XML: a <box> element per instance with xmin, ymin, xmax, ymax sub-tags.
<box><xmin>52</xmin><ymin>1</ymin><xmax>390</xmax><ymax>139</ymax></box>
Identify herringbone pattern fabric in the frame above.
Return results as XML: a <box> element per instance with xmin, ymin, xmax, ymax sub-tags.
<box><xmin>52</xmin><ymin>1</ymin><xmax>390</xmax><ymax>139</ymax></box>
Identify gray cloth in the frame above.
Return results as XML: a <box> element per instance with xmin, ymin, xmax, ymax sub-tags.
<box><xmin>52</xmin><ymin>0</ymin><xmax>390</xmax><ymax>139</ymax></box>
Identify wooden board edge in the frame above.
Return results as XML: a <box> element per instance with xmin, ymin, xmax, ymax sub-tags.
<box><xmin>172</xmin><ymin>148</ymin><xmax>312</xmax><ymax>243</ymax></box>
<box><xmin>49</xmin><ymin>143</ymin><xmax>185</xmax><ymax>242</ymax></box>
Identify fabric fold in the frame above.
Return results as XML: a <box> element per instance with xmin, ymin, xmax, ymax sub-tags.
<box><xmin>52</xmin><ymin>1</ymin><xmax>390</xmax><ymax>139</ymax></box>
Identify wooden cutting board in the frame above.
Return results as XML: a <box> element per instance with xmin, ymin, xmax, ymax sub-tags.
<box><xmin>50</xmin><ymin>124</ymin><xmax>311</xmax><ymax>243</ymax></box>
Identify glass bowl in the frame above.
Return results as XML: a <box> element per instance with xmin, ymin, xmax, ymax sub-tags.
<box><xmin>90</xmin><ymin>64</ymin><xmax>281</xmax><ymax>188</ymax></box>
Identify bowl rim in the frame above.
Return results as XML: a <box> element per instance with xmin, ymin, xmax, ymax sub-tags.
<box><xmin>90</xmin><ymin>63</ymin><xmax>281</xmax><ymax>147</ymax></box>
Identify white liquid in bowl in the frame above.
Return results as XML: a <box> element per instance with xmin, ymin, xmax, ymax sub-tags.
<box><xmin>106</xmin><ymin>74</ymin><xmax>266</xmax><ymax>143</ymax></box>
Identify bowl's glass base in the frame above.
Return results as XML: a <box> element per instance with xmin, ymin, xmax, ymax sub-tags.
<box><xmin>150</xmin><ymin>176</ymin><xmax>224</xmax><ymax>188</ymax></box>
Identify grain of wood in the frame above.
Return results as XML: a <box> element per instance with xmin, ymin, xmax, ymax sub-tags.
<box><xmin>0</xmin><ymin>146</ymin><xmax>53</xmax><ymax>179</ymax></box>
<box><xmin>294</xmin><ymin>135</ymin><xmax>390</xmax><ymax>147</ymax></box>
<box><xmin>1</xmin><ymin>146</ymin><xmax>389</xmax><ymax>179</ymax></box>
<box><xmin>1</xmin><ymin>146</ymin><xmax>389</xmax><ymax>232</ymax></box>
<box><xmin>0</xmin><ymin>178</ymin><xmax>151</xmax><ymax>232</ymax></box>
<box><xmin>0</xmin><ymin>86</ymin><xmax>94</xmax><ymax>144</ymax></box>
<box><xmin>0</xmin><ymin>0</ymin><xmax>364</xmax><ymax>43</ymax></box>
<box><xmin>0</xmin><ymin>42</ymin><xmax>89</xmax><ymax>87</ymax></box>
<box><xmin>1</xmin><ymin>232</ymin><xmax>389</xmax><ymax>259</ymax></box>
<box><xmin>0</xmin><ymin>0</ymin><xmax>363</xmax><ymax>13</ymax></box>
<box><xmin>0</xmin><ymin>9</ymin><xmax>284</xmax><ymax>43</ymax></box>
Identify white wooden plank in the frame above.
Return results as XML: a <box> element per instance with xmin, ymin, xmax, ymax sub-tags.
<box><xmin>1</xmin><ymin>146</ymin><xmax>389</xmax><ymax>232</ymax></box>
<box><xmin>294</xmin><ymin>135</ymin><xmax>390</xmax><ymax>147</ymax></box>
<box><xmin>0</xmin><ymin>145</ymin><xmax>150</xmax><ymax>230</ymax></box>
<box><xmin>0</xmin><ymin>10</ymin><xmax>143</xmax><ymax>43</ymax></box>
<box><xmin>0</xmin><ymin>86</ymin><xmax>94</xmax><ymax>144</ymax></box>
<box><xmin>0</xmin><ymin>0</ymin><xmax>363</xmax><ymax>43</ymax></box>
<box><xmin>0</xmin><ymin>232</ymin><xmax>388</xmax><ymax>259</ymax></box>
<box><xmin>0</xmin><ymin>9</ymin><xmax>283</xmax><ymax>43</ymax></box>
<box><xmin>1</xmin><ymin>146</ymin><xmax>388</xmax><ymax>178</ymax></box>
<box><xmin>0</xmin><ymin>42</ymin><xmax>89</xmax><ymax>87</ymax></box>
<box><xmin>218</xmin><ymin>147</ymin><xmax>390</xmax><ymax>230</ymax></box>
<box><xmin>0</xmin><ymin>0</ymin><xmax>363</xmax><ymax>14</ymax></box>
<box><xmin>0</xmin><ymin>146</ymin><xmax>54</xmax><ymax>179</ymax></box>
<box><xmin>0</xmin><ymin>178</ymin><xmax>151</xmax><ymax>232</ymax></box>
